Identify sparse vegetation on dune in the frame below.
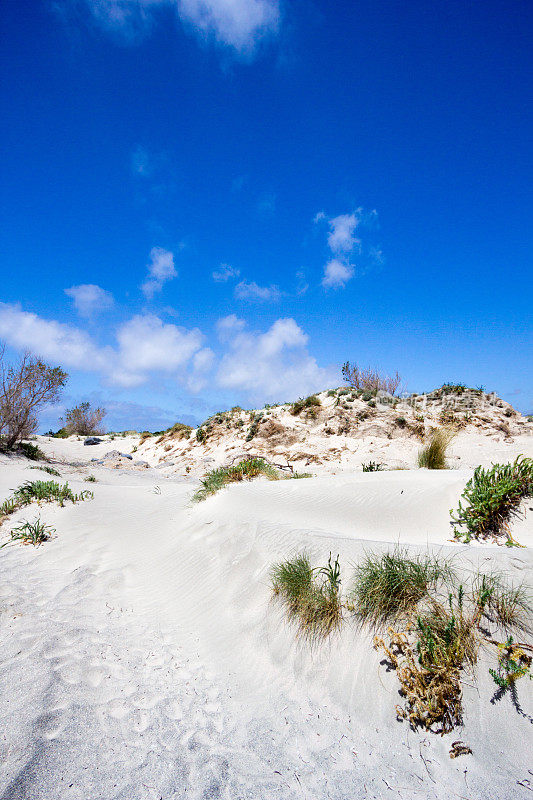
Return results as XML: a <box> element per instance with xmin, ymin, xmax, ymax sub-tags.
<box><xmin>417</xmin><ymin>428</ymin><xmax>454</xmax><ymax>469</ymax></box>
<box><xmin>28</xmin><ymin>464</ymin><xmax>61</xmax><ymax>477</ymax></box>
<box><xmin>1</xmin><ymin>518</ymin><xmax>55</xmax><ymax>547</ymax></box>
<box><xmin>451</xmin><ymin>455</ymin><xmax>533</xmax><ymax>546</ymax></box>
<box><xmin>0</xmin><ymin>479</ymin><xmax>93</xmax><ymax>522</ymax></box>
<box><xmin>362</xmin><ymin>461</ymin><xmax>385</xmax><ymax>472</ymax></box>
<box><xmin>193</xmin><ymin>457</ymin><xmax>280</xmax><ymax>502</ymax></box>
<box><xmin>271</xmin><ymin>547</ymin><xmax>532</xmax><ymax>734</ymax></box>
<box><xmin>341</xmin><ymin>362</ymin><xmax>402</xmax><ymax>396</ymax></box>
<box><xmin>290</xmin><ymin>395</ymin><xmax>321</xmax><ymax>416</ymax></box>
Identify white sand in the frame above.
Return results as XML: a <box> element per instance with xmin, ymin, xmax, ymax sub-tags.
<box><xmin>0</xmin><ymin>436</ymin><xmax>532</xmax><ymax>799</ymax></box>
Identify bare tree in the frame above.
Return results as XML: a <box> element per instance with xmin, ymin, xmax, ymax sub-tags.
<box><xmin>0</xmin><ymin>347</ymin><xmax>68</xmax><ymax>450</ymax></box>
<box><xmin>63</xmin><ymin>401</ymin><xmax>106</xmax><ymax>436</ymax></box>
<box><xmin>342</xmin><ymin>361</ymin><xmax>402</xmax><ymax>396</ymax></box>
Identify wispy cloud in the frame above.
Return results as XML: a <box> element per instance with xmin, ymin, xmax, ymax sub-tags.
<box><xmin>212</xmin><ymin>263</ymin><xmax>240</xmax><ymax>282</ymax></box>
<box><xmin>234</xmin><ymin>280</ymin><xmax>281</xmax><ymax>302</ymax></box>
<box><xmin>141</xmin><ymin>247</ymin><xmax>177</xmax><ymax>298</ymax></box>
<box><xmin>74</xmin><ymin>0</ymin><xmax>280</xmax><ymax>55</ymax></box>
<box><xmin>322</xmin><ymin>259</ymin><xmax>354</xmax><ymax>289</ymax></box>
<box><xmin>65</xmin><ymin>284</ymin><xmax>114</xmax><ymax>317</ymax></box>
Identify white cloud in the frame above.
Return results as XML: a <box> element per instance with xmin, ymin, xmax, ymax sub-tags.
<box><xmin>234</xmin><ymin>280</ymin><xmax>280</xmax><ymax>302</ymax></box>
<box><xmin>116</xmin><ymin>314</ymin><xmax>203</xmax><ymax>378</ymax></box>
<box><xmin>322</xmin><ymin>259</ymin><xmax>354</xmax><ymax>289</ymax></box>
<box><xmin>216</xmin><ymin>317</ymin><xmax>336</xmax><ymax>403</ymax></box>
<box><xmin>315</xmin><ymin>210</ymin><xmax>362</xmax><ymax>290</ymax></box>
<box><xmin>78</xmin><ymin>0</ymin><xmax>280</xmax><ymax>54</ymax></box>
<box><xmin>141</xmin><ymin>247</ymin><xmax>177</xmax><ymax>298</ymax></box>
<box><xmin>0</xmin><ymin>303</ymin><xmax>204</xmax><ymax>390</ymax></box>
<box><xmin>212</xmin><ymin>263</ymin><xmax>240</xmax><ymax>282</ymax></box>
<box><xmin>0</xmin><ymin>302</ymin><xmax>113</xmax><ymax>372</ymax></box>
<box><xmin>216</xmin><ymin>314</ymin><xmax>246</xmax><ymax>342</ymax></box>
<box><xmin>327</xmin><ymin>213</ymin><xmax>360</xmax><ymax>254</ymax></box>
<box><xmin>64</xmin><ymin>284</ymin><xmax>114</xmax><ymax>317</ymax></box>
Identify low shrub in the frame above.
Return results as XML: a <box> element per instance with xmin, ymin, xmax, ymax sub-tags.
<box><xmin>85</xmin><ymin>474</ymin><xmax>97</xmax><ymax>482</ymax></box>
<box><xmin>451</xmin><ymin>455</ymin><xmax>533</xmax><ymax>545</ymax></box>
<box><xmin>19</xmin><ymin>441</ymin><xmax>47</xmax><ymax>461</ymax></box>
<box><xmin>489</xmin><ymin>637</ymin><xmax>532</xmax><ymax>693</ymax></box>
<box><xmin>193</xmin><ymin>458</ymin><xmax>279</xmax><ymax>502</ymax></box>
<box><xmin>290</xmin><ymin>395</ymin><xmax>321</xmax><ymax>416</ymax></box>
<box><xmin>418</xmin><ymin>428</ymin><xmax>454</xmax><ymax>469</ymax></box>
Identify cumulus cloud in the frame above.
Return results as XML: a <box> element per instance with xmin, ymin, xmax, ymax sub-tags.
<box><xmin>141</xmin><ymin>247</ymin><xmax>177</xmax><ymax>298</ymax></box>
<box><xmin>316</xmin><ymin>210</ymin><xmax>362</xmax><ymax>289</ymax></box>
<box><xmin>212</xmin><ymin>263</ymin><xmax>240</xmax><ymax>282</ymax></box>
<box><xmin>0</xmin><ymin>302</ymin><xmax>113</xmax><ymax>372</ymax></box>
<box><xmin>234</xmin><ymin>280</ymin><xmax>280</xmax><ymax>302</ymax></box>
<box><xmin>216</xmin><ymin>316</ymin><xmax>336</xmax><ymax>403</ymax></box>
<box><xmin>116</xmin><ymin>314</ymin><xmax>203</xmax><ymax>381</ymax></box>
<box><xmin>0</xmin><ymin>302</ymin><xmax>205</xmax><ymax>390</ymax></box>
<box><xmin>64</xmin><ymin>284</ymin><xmax>114</xmax><ymax>317</ymax></box>
<box><xmin>76</xmin><ymin>0</ymin><xmax>280</xmax><ymax>54</ymax></box>
<box><xmin>322</xmin><ymin>259</ymin><xmax>354</xmax><ymax>289</ymax></box>
<box><xmin>216</xmin><ymin>314</ymin><xmax>246</xmax><ymax>342</ymax></box>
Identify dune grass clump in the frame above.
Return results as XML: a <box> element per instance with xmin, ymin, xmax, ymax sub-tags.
<box><xmin>193</xmin><ymin>458</ymin><xmax>279</xmax><ymax>502</ymax></box>
<box><xmin>1</xmin><ymin>518</ymin><xmax>55</xmax><ymax>548</ymax></box>
<box><xmin>349</xmin><ymin>549</ymin><xmax>452</xmax><ymax>627</ymax></box>
<box><xmin>417</xmin><ymin>428</ymin><xmax>454</xmax><ymax>469</ymax></box>
<box><xmin>472</xmin><ymin>571</ymin><xmax>531</xmax><ymax>632</ymax></box>
<box><xmin>0</xmin><ymin>479</ymin><xmax>93</xmax><ymax>523</ymax></box>
<box><xmin>362</xmin><ymin>461</ymin><xmax>384</xmax><ymax>472</ymax></box>
<box><xmin>451</xmin><ymin>456</ymin><xmax>533</xmax><ymax>546</ymax></box>
<box><xmin>271</xmin><ymin>552</ymin><xmax>343</xmax><ymax>642</ymax></box>
<box><xmin>28</xmin><ymin>465</ymin><xmax>61</xmax><ymax>477</ymax></box>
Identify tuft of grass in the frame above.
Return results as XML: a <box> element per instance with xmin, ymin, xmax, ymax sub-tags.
<box><xmin>193</xmin><ymin>458</ymin><xmax>279</xmax><ymax>502</ymax></box>
<box><xmin>290</xmin><ymin>395</ymin><xmax>321</xmax><ymax>416</ymax></box>
<box><xmin>417</xmin><ymin>428</ymin><xmax>454</xmax><ymax>469</ymax></box>
<box><xmin>290</xmin><ymin>472</ymin><xmax>313</xmax><ymax>479</ymax></box>
<box><xmin>85</xmin><ymin>474</ymin><xmax>97</xmax><ymax>482</ymax></box>
<box><xmin>271</xmin><ymin>552</ymin><xmax>342</xmax><ymax>641</ymax></box>
<box><xmin>28</xmin><ymin>465</ymin><xmax>61</xmax><ymax>477</ymax></box>
<box><xmin>472</xmin><ymin>571</ymin><xmax>532</xmax><ymax>632</ymax></box>
<box><xmin>2</xmin><ymin>518</ymin><xmax>55</xmax><ymax>547</ymax></box>
<box><xmin>451</xmin><ymin>456</ymin><xmax>533</xmax><ymax>546</ymax></box>
<box><xmin>349</xmin><ymin>549</ymin><xmax>453</xmax><ymax>627</ymax></box>
<box><xmin>362</xmin><ymin>461</ymin><xmax>384</xmax><ymax>472</ymax></box>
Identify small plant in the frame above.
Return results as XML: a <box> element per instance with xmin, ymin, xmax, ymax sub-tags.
<box><xmin>418</xmin><ymin>428</ymin><xmax>454</xmax><ymax>469</ymax></box>
<box><xmin>349</xmin><ymin>549</ymin><xmax>452</xmax><ymax>627</ymax></box>
<box><xmin>362</xmin><ymin>461</ymin><xmax>384</xmax><ymax>472</ymax></box>
<box><xmin>290</xmin><ymin>472</ymin><xmax>312</xmax><ymax>479</ymax></box>
<box><xmin>18</xmin><ymin>441</ymin><xmax>47</xmax><ymax>461</ymax></box>
<box><xmin>395</xmin><ymin>416</ymin><xmax>407</xmax><ymax>428</ymax></box>
<box><xmin>326</xmin><ymin>389</ymin><xmax>336</xmax><ymax>397</ymax></box>
<box><xmin>527</xmin><ymin>415</ymin><xmax>533</xmax><ymax>423</ymax></box>
<box><xmin>195</xmin><ymin>427</ymin><xmax>206</xmax><ymax>443</ymax></box>
<box><xmin>85</xmin><ymin>474</ymin><xmax>97</xmax><ymax>482</ymax></box>
<box><xmin>489</xmin><ymin>637</ymin><xmax>532</xmax><ymax>693</ymax></box>
<box><xmin>193</xmin><ymin>458</ymin><xmax>279</xmax><ymax>502</ymax></box>
<box><xmin>271</xmin><ymin>552</ymin><xmax>343</xmax><ymax>641</ymax></box>
<box><xmin>28</xmin><ymin>465</ymin><xmax>61</xmax><ymax>477</ymax></box>
<box><xmin>2</xmin><ymin>518</ymin><xmax>55</xmax><ymax>547</ymax></box>
<box><xmin>290</xmin><ymin>395</ymin><xmax>321</xmax><ymax>416</ymax></box>
<box><xmin>451</xmin><ymin>456</ymin><xmax>533</xmax><ymax>545</ymax></box>
<box><xmin>246</xmin><ymin>413</ymin><xmax>263</xmax><ymax>441</ymax></box>
<box><xmin>472</xmin><ymin>572</ymin><xmax>531</xmax><ymax>632</ymax></box>
<box><xmin>0</xmin><ymin>479</ymin><xmax>93</xmax><ymax>522</ymax></box>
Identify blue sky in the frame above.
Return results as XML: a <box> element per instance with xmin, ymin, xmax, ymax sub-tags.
<box><xmin>1</xmin><ymin>0</ymin><xmax>532</xmax><ymax>430</ymax></box>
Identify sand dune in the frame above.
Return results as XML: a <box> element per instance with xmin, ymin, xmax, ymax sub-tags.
<box><xmin>0</xmin><ymin>436</ymin><xmax>532</xmax><ymax>799</ymax></box>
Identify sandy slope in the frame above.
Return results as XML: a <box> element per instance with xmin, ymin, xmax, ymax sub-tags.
<box><xmin>0</xmin><ymin>440</ymin><xmax>532</xmax><ymax>800</ymax></box>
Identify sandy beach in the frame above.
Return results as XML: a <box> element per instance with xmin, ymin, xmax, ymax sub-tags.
<box><xmin>1</xmin><ymin>428</ymin><xmax>532</xmax><ymax>800</ymax></box>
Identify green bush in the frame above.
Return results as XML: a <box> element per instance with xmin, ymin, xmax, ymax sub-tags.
<box><xmin>290</xmin><ymin>395</ymin><xmax>321</xmax><ymax>416</ymax></box>
<box><xmin>19</xmin><ymin>441</ymin><xmax>47</xmax><ymax>461</ymax></box>
<box><xmin>451</xmin><ymin>456</ymin><xmax>533</xmax><ymax>545</ymax></box>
